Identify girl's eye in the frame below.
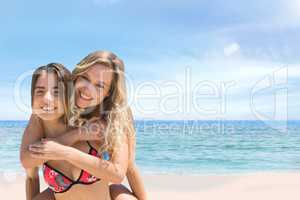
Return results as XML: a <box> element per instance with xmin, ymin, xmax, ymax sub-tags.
<box><xmin>35</xmin><ymin>90</ymin><xmax>44</xmax><ymax>96</ymax></box>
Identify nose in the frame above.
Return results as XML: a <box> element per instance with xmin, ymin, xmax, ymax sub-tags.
<box><xmin>43</xmin><ymin>91</ymin><xmax>54</xmax><ymax>104</ymax></box>
<box><xmin>79</xmin><ymin>84</ymin><xmax>94</xmax><ymax>97</ymax></box>
<box><xmin>83</xmin><ymin>86</ymin><xmax>92</xmax><ymax>95</ymax></box>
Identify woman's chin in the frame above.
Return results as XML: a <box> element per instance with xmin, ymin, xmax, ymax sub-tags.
<box><xmin>76</xmin><ymin>100</ymin><xmax>89</xmax><ymax>109</ymax></box>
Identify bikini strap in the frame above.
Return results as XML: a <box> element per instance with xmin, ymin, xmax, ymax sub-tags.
<box><xmin>86</xmin><ymin>141</ymin><xmax>94</xmax><ymax>149</ymax></box>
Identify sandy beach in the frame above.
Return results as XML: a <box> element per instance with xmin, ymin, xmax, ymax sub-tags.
<box><xmin>1</xmin><ymin>172</ymin><xmax>299</xmax><ymax>200</ymax></box>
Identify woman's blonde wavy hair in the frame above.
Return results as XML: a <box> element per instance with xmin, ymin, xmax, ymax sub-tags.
<box><xmin>69</xmin><ymin>50</ymin><xmax>135</xmax><ymax>155</ymax></box>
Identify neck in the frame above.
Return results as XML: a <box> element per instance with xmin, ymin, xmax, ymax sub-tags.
<box><xmin>42</xmin><ymin>118</ymin><xmax>64</xmax><ymax>135</ymax></box>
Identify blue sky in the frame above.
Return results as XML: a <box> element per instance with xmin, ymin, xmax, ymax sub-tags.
<box><xmin>0</xmin><ymin>0</ymin><xmax>299</xmax><ymax>120</ymax></box>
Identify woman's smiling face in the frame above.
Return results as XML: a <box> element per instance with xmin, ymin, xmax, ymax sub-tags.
<box><xmin>32</xmin><ymin>71</ymin><xmax>65</xmax><ymax>121</ymax></box>
<box><xmin>74</xmin><ymin>64</ymin><xmax>113</xmax><ymax>109</ymax></box>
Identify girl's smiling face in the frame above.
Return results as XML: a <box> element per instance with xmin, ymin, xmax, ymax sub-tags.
<box><xmin>74</xmin><ymin>64</ymin><xmax>113</xmax><ymax>109</ymax></box>
<box><xmin>32</xmin><ymin>71</ymin><xmax>65</xmax><ymax>121</ymax></box>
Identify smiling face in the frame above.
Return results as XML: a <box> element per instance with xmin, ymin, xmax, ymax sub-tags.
<box><xmin>74</xmin><ymin>63</ymin><xmax>113</xmax><ymax>109</ymax></box>
<box><xmin>70</xmin><ymin>50</ymin><xmax>134</xmax><ymax>155</ymax></box>
<box><xmin>32</xmin><ymin>71</ymin><xmax>65</xmax><ymax>121</ymax></box>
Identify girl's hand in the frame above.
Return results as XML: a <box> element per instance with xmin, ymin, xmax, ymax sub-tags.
<box><xmin>29</xmin><ymin>139</ymin><xmax>70</xmax><ymax>160</ymax></box>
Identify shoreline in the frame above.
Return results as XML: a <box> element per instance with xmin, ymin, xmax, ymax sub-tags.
<box><xmin>1</xmin><ymin>171</ymin><xmax>299</xmax><ymax>200</ymax></box>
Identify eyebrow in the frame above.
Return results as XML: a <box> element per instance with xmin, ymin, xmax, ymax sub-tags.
<box><xmin>81</xmin><ymin>74</ymin><xmax>108</xmax><ymax>87</ymax></box>
<box><xmin>35</xmin><ymin>86</ymin><xmax>45</xmax><ymax>90</ymax></box>
<box><xmin>35</xmin><ymin>86</ymin><xmax>58</xmax><ymax>89</ymax></box>
<box><xmin>80</xmin><ymin>74</ymin><xmax>90</xmax><ymax>81</ymax></box>
<box><xmin>97</xmin><ymin>81</ymin><xmax>108</xmax><ymax>87</ymax></box>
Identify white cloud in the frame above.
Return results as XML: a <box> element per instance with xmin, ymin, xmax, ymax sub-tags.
<box><xmin>283</xmin><ymin>0</ymin><xmax>300</xmax><ymax>19</ymax></box>
<box><xmin>223</xmin><ymin>42</ymin><xmax>240</xmax><ymax>57</ymax></box>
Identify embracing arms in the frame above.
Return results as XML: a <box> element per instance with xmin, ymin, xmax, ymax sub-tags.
<box><xmin>20</xmin><ymin>114</ymin><xmax>103</xmax><ymax>200</ymax></box>
<box><xmin>20</xmin><ymin>114</ymin><xmax>102</xmax><ymax>169</ymax></box>
<box><xmin>20</xmin><ymin>114</ymin><xmax>126</xmax><ymax>184</ymax></box>
<box><xmin>30</xmin><ymin>136</ymin><xmax>129</xmax><ymax>184</ymax></box>
<box><xmin>23</xmin><ymin>116</ymin><xmax>127</xmax><ymax>184</ymax></box>
<box><xmin>20</xmin><ymin>115</ymin><xmax>145</xmax><ymax>198</ymax></box>
<box><xmin>20</xmin><ymin>114</ymin><xmax>79</xmax><ymax>200</ymax></box>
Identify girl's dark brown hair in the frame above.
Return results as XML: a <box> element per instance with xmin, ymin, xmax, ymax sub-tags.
<box><xmin>31</xmin><ymin>63</ymin><xmax>72</xmax><ymax>123</ymax></box>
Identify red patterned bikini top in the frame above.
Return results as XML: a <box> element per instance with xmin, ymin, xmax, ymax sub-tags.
<box><xmin>43</xmin><ymin>141</ymin><xmax>101</xmax><ymax>193</ymax></box>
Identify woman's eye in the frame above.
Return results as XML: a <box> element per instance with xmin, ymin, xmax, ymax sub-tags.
<box><xmin>53</xmin><ymin>90</ymin><xmax>59</xmax><ymax>96</ymax></box>
<box><xmin>78</xmin><ymin>75</ymin><xmax>90</xmax><ymax>82</ymax></box>
<box><xmin>77</xmin><ymin>76</ymin><xmax>84</xmax><ymax>81</ymax></box>
<box><xmin>96</xmin><ymin>84</ymin><xmax>104</xmax><ymax>89</ymax></box>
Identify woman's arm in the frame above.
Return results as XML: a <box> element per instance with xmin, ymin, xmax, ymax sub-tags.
<box><xmin>29</xmin><ymin>137</ymin><xmax>129</xmax><ymax>184</ymax></box>
<box><xmin>20</xmin><ymin>114</ymin><xmax>103</xmax><ymax>169</ymax></box>
<box><xmin>65</xmin><ymin>137</ymin><xmax>128</xmax><ymax>184</ymax></box>
<box><xmin>28</xmin><ymin>118</ymin><xmax>127</xmax><ymax>183</ymax></box>
<box><xmin>126</xmin><ymin>165</ymin><xmax>147</xmax><ymax>200</ymax></box>
<box><xmin>126</xmin><ymin>133</ymin><xmax>147</xmax><ymax>200</ymax></box>
<box><xmin>47</xmin><ymin>118</ymin><xmax>104</xmax><ymax>146</ymax></box>
<box><xmin>21</xmin><ymin>115</ymin><xmax>103</xmax><ymax>200</ymax></box>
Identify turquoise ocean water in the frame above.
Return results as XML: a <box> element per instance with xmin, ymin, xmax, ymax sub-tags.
<box><xmin>0</xmin><ymin>120</ymin><xmax>300</xmax><ymax>175</ymax></box>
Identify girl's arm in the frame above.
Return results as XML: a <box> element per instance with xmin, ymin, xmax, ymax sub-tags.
<box><xmin>25</xmin><ymin>168</ymin><xmax>55</xmax><ymax>200</ymax></box>
<box><xmin>25</xmin><ymin>168</ymin><xmax>40</xmax><ymax>200</ymax></box>
<box><xmin>20</xmin><ymin>114</ymin><xmax>48</xmax><ymax>168</ymax></box>
<box><xmin>32</xmin><ymin>188</ymin><xmax>55</xmax><ymax>200</ymax></box>
<box><xmin>25</xmin><ymin>168</ymin><xmax>56</xmax><ymax>200</ymax></box>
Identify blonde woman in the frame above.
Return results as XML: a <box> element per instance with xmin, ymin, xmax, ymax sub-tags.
<box><xmin>21</xmin><ymin>51</ymin><xmax>147</xmax><ymax>200</ymax></box>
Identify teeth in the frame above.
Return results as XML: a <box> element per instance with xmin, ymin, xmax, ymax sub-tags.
<box><xmin>42</xmin><ymin>107</ymin><xmax>56</xmax><ymax>111</ymax></box>
<box><xmin>80</xmin><ymin>91</ymin><xmax>92</xmax><ymax>100</ymax></box>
